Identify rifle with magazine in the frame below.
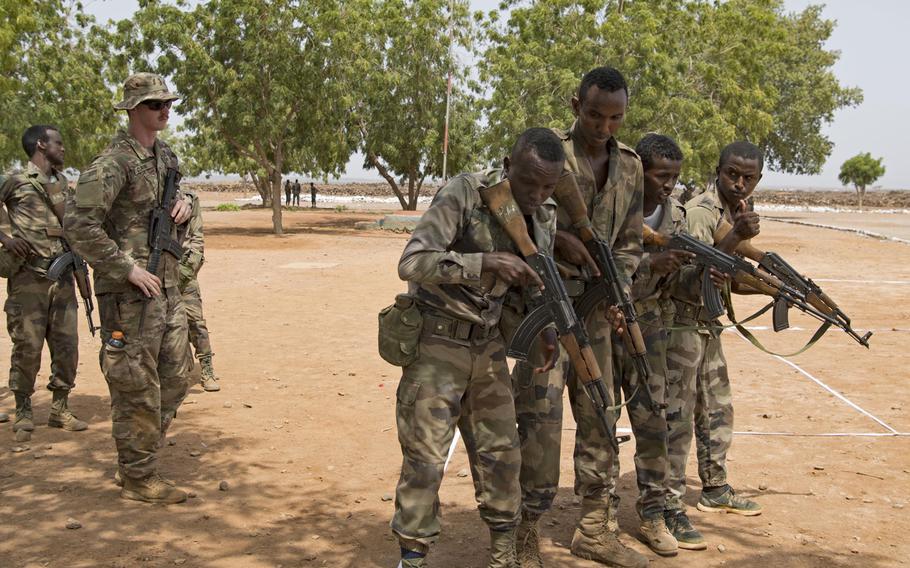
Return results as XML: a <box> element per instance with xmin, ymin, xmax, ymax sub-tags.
<box><xmin>478</xmin><ymin>179</ymin><xmax>625</xmax><ymax>452</ymax></box>
<box><xmin>552</xmin><ymin>174</ymin><xmax>663</xmax><ymax>413</ymax></box>
<box><xmin>715</xmin><ymin>220</ymin><xmax>871</xmax><ymax>348</ymax></box>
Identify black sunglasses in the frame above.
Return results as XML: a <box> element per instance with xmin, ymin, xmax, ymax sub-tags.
<box><xmin>142</xmin><ymin>100</ymin><xmax>173</xmax><ymax>111</ymax></box>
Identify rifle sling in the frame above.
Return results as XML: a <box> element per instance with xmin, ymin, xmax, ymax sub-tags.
<box><xmin>724</xmin><ymin>287</ymin><xmax>831</xmax><ymax>357</ymax></box>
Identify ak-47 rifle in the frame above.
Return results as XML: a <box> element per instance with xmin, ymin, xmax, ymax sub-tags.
<box><xmin>478</xmin><ymin>179</ymin><xmax>623</xmax><ymax>452</ymax></box>
<box><xmin>642</xmin><ymin>225</ymin><xmax>839</xmax><ymax>332</ymax></box>
<box><xmin>715</xmin><ymin>221</ymin><xmax>871</xmax><ymax>348</ymax></box>
<box><xmin>138</xmin><ymin>166</ymin><xmax>184</xmax><ymax>334</ymax></box>
<box><xmin>553</xmin><ymin>175</ymin><xmax>663</xmax><ymax>413</ymax></box>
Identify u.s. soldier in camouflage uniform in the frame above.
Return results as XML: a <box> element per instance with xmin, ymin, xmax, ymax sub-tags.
<box><xmin>606</xmin><ymin>134</ymin><xmax>698</xmax><ymax>558</ymax></box>
<box><xmin>65</xmin><ymin>73</ymin><xmax>194</xmax><ymax>504</ymax></box>
<box><xmin>391</xmin><ymin>128</ymin><xmax>564</xmax><ymax>568</ymax></box>
<box><xmin>514</xmin><ymin>67</ymin><xmax>648</xmax><ymax>568</ymax></box>
<box><xmin>1</xmin><ymin>125</ymin><xmax>87</xmax><ymax>442</ymax></box>
<box><xmin>177</xmin><ymin>191</ymin><xmax>220</xmax><ymax>392</ymax></box>
<box><xmin>663</xmin><ymin>141</ymin><xmax>764</xmax><ymax>549</ymax></box>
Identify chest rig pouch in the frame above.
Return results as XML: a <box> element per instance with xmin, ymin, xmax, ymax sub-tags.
<box><xmin>377</xmin><ymin>293</ymin><xmax>423</xmax><ymax>367</ymax></box>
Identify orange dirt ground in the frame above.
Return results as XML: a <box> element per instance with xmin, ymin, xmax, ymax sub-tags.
<box><xmin>0</xmin><ymin>193</ymin><xmax>908</xmax><ymax>568</ymax></box>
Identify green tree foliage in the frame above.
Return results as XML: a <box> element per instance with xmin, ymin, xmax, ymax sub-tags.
<box><xmin>478</xmin><ymin>0</ymin><xmax>862</xmax><ymax>187</ymax></box>
<box><xmin>355</xmin><ymin>0</ymin><xmax>480</xmax><ymax>210</ymax></box>
<box><xmin>838</xmin><ymin>152</ymin><xmax>885</xmax><ymax>210</ymax></box>
<box><xmin>114</xmin><ymin>0</ymin><xmax>363</xmax><ymax>234</ymax></box>
<box><xmin>0</xmin><ymin>0</ymin><xmax>122</xmax><ymax>169</ymax></box>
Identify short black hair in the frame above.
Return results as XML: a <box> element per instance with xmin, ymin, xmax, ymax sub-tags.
<box><xmin>719</xmin><ymin>141</ymin><xmax>764</xmax><ymax>172</ymax></box>
<box><xmin>578</xmin><ymin>66</ymin><xmax>628</xmax><ymax>102</ymax></box>
<box><xmin>22</xmin><ymin>125</ymin><xmax>60</xmax><ymax>158</ymax></box>
<box><xmin>635</xmin><ymin>134</ymin><xmax>683</xmax><ymax>172</ymax></box>
<box><xmin>511</xmin><ymin>127</ymin><xmax>565</xmax><ymax>163</ymax></box>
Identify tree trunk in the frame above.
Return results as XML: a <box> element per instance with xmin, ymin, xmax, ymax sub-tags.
<box><xmin>271</xmin><ymin>169</ymin><xmax>284</xmax><ymax>235</ymax></box>
<box><xmin>857</xmin><ymin>185</ymin><xmax>865</xmax><ymax>211</ymax></box>
<box><xmin>250</xmin><ymin>172</ymin><xmax>271</xmax><ymax>207</ymax></box>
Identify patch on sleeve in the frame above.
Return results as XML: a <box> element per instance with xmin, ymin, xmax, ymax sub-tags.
<box><xmin>74</xmin><ymin>166</ymin><xmax>105</xmax><ymax>208</ymax></box>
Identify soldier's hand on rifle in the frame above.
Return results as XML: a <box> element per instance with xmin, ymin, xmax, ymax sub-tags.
<box><xmin>650</xmin><ymin>250</ymin><xmax>695</xmax><ymax>276</ymax></box>
<box><xmin>171</xmin><ymin>197</ymin><xmax>192</xmax><ymax>225</ymax></box>
<box><xmin>0</xmin><ymin>235</ymin><xmax>32</xmax><ymax>258</ymax></box>
<box><xmin>482</xmin><ymin>252</ymin><xmax>544</xmax><ymax>289</ymax></box>
<box><xmin>731</xmin><ymin>199</ymin><xmax>760</xmax><ymax>241</ymax></box>
<box><xmin>605</xmin><ymin>304</ymin><xmax>626</xmax><ymax>335</ymax></box>
<box><xmin>708</xmin><ymin>267</ymin><xmax>731</xmax><ymax>290</ymax></box>
<box><xmin>554</xmin><ymin>230</ymin><xmax>600</xmax><ymax>278</ymax></box>
<box><xmin>128</xmin><ymin>265</ymin><xmax>162</xmax><ymax>298</ymax></box>
<box><xmin>533</xmin><ymin>328</ymin><xmax>559</xmax><ymax>374</ymax></box>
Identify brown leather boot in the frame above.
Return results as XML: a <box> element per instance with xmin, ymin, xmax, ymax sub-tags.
<box><xmin>199</xmin><ymin>355</ymin><xmax>220</xmax><ymax>392</ymax></box>
<box><xmin>13</xmin><ymin>393</ymin><xmax>33</xmax><ymax>442</ymax></box>
<box><xmin>120</xmin><ymin>472</ymin><xmax>187</xmax><ymax>504</ymax></box>
<box><xmin>516</xmin><ymin>512</ymin><xmax>543</xmax><ymax>568</ymax></box>
<box><xmin>570</xmin><ymin>501</ymin><xmax>647</xmax><ymax>567</ymax></box>
<box><xmin>48</xmin><ymin>391</ymin><xmax>88</xmax><ymax>431</ymax></box>
<box><xmin>488</xmin><ymin>527</ymin><xmax>518</xmax><ymax>568</ymax></box>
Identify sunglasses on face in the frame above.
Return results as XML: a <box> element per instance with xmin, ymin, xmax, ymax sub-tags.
<box><xmin>142</xmin><ymin>100</ymin><xmax>173</xmax><ymax>111</ymax></box>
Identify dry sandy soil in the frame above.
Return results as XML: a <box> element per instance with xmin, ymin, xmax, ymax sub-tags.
<box><xmin>0</xmin><ymin>194</ymin><xmax>908</xmax><ymax>568</ymax></box>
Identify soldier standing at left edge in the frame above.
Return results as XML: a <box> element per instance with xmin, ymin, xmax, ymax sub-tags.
<box><xmin>65</xmin><ymin>73</ymin><xmax>194</xmax><ymax>504</ymax></box>
<box><xmin>1</xmin><ymin>125</ymin><xmax>87</xmax><ymax>442</ymax></box>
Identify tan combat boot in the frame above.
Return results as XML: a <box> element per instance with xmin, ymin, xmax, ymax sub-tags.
<box><xmin>639</xmin><ymin>516</ymin><xmax>678</xmax><ymax>557</ymax></box>
<box><xmin>12</xmin><ymin>393</ymin><xmax>34</xmax><ymax>442</ymax></box>
<box><xmin>48</xmin><ymin>391</ymin><xmax>88</xmax><ymax>431</ymax></box>
<box><xmin>570</xmin><ymin>501</ymin><xmax>648</xmax><ymax>568</ymax></box>
<box><xmin>516</xmin><ymin>512</ymin><xmax>543</xmax><ymax>568</ymax></box>
<box><xmin>199</xmin><ymin>355</ymin><xmax>221</xmax><ymax>392</ymax></box>
<box><xmin>121</xmin><ymin>472</ymin><xmax>187</xmax><ymax>504</ymax></box>
<box><xmin>489</xmin><ymin>527</ymin><xmax>518</xmax><ymax>568</ymax></box>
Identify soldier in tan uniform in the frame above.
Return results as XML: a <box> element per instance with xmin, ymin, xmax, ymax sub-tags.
<box><xmin>178</xmin><ymin>191</ymin><xmax>219</xmax><ymax>392</ymax></box>
<box><xmin>514</xmin><ymin>67</ymin><xmax>647</xmax><ymax>568</ymax></box>
<box><xmin>65</xmin><ymin>73</ymin><xmax>193</xmax><ymax>504</ymax></box>
<box><xmin>664</xmin><ymin>141</ymin><xmax>764</xmax><ymax>549</ymax></box>
<box><xmin>0</xmin><ymin>125</ymin><xmax>87</xmax><ymax>442</ymax></box>
<box><xmin>391</xmin><ymin>128</ymin><xmax>563</xmax><ymax>568</ymax></box>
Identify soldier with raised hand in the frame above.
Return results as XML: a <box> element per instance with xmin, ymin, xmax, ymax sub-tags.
<box><xmin>64</xmin><ymin>73</ymin><xmax>194</xmax><ymax>504</ymax></box>
<box><xmin>391</xmin><ymin>128</ymin><xmax>563</xmax><ymax>568</ymax></box>
<box><xmin>0</xmin><ymin>125</ymin><xmax>87</xmax><ymax>442</ymax></box>
<box><xmin>514</xmin><ymin>67</ymin><xmax>647</xmax><ymax>568</ymax></box>
<box><xmin>178</xmin><ymin>191</ymin><xmax>220</xmax><ymax>392</ymax></box>
<box><xmin>663</xmin><ymin>141</ymin><xmax>764</xmax><ymax>550</ymax></box>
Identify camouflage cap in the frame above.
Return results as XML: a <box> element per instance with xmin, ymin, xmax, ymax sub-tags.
<box><xmin>113</xmin><ymin>72</ymin><xmax>180</xmax><ymax>110</ymax></box>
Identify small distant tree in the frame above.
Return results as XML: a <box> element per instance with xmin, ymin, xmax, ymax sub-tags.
<box><xmin>838</xmin><ymin>153</ymin><xmax>885</xmax><ymax>210</ymax></box>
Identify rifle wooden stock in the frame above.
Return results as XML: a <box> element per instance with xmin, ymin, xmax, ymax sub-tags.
<box><xmin>559</xmin><ymin>330</ymin><xmax>601</xmax><ymax>384</ymax></box>
<box><xmin>553</xmin><ymin>174</ymin><xmax>597</xmax><ymax>243</ymax></box>
<box><xmin>477</xmin><ymin>180</ymin><xmax>538</xmax><ymax>257</ymax></box>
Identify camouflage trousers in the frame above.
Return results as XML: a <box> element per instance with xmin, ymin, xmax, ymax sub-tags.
<box><xmin>664</xmin><ymin>315</ymin><xmax>733</xmax><ymax>512</ymax></box>
<box><xmin>514</xmin><ymin>304</ymin><xmax>617</xmax><ymax>517</ymax></box>
<box><xmin>609</xmin><ymin>299</ymin><xmax>672</xmax><ymax>520</ymax></box>
<box><xmin>181</xmin><ymin>277</ymin><xmax>212</xmax><ymax>360</ymax></box>
<box><xmin>392</xmin><ymin>331</ymin><xmax>520</xmax><ymax>553</ymax></box>
<box><xmin>4</xmin><ymin>268</ymin><xmax>78</xmax><ymax>395</ymax></box>
<box><xmin>97</xmin><ymin>287</ymin><xmax>192</xmax><ymax>479</ymax></box>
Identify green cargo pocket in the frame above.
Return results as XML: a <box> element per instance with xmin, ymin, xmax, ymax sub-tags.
<box><xmin>396</xmin><ymin>379</ymin><xmax>420</xmax><ymax>407</ymax></box>
<box><xmin>377</xmin><ymin>294</ymin><xmax>423</xmax><ymax>367</ymax></box>
<box><xmin>99</xmin><ymin>342</ymin><xmax>150</xmax><ymax>393</ymax></box>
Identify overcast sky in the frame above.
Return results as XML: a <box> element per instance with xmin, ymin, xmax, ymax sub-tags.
<box><xmin>82</xmin><ymin>0</ymin><xmax>908</xmax><ymax>189</ymax></box>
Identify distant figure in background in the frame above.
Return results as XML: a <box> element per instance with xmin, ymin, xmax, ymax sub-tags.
<box><xmin>284</xmin><ymin>179</ymin><xmax>291</xmax><ymax>206</ymax></box>
<box><xmin>310</xmin><ymin>182</ymin><xmax>317</xmax><ymax>208</ymax></box>
<box><xmin>292</xmin><ymin>179</ymin><xmax>301</xmax><ymax>207</ymax></box>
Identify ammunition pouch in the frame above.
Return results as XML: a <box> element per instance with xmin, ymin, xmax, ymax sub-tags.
<box><xmin>377</xmin><ymin>293</ymin><xmax>423</xmax><ymax>367</ymax></box>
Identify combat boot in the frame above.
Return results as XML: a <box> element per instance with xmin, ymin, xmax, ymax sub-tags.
<box><xmin>488</xmin><ymin>527</ymin><xmax>518</xmax><ymax>568</ymax></box>
<box><xmin>516</xmin><ymin>512</ymin><xmax>543</xmax><ymax>568</ymax></box>
<box><xmin>638</xmin><ymin>516</ymin><xmax>678</xmax><ymax>556</ymax></box>
<box><xmin>48</xmin><ymin>391</ymin><xmax>88</xmax><ymax>431</ymax></box>
<box><xmin>12</xmin><ymin>393</ymin><xmax>34</xmax><ymax>442</ymax></box>
<box><xmin>199</xmin><ymin>355</ymin><xmax>221</xmax><ymax>392</ymax></box>
<box><xmin>697</xmin><ymin>485</ymin><xmax>763</xmax><ymax>516</ymax></box>
<box><xmin>120</xmin><ymin>472</ymin><xmax>187</xmax><ymax>504</ymax></box>
<box><xmin>570</xmin><ymin>501</ymin><xmax>648</xmax><ymax>568</ymax></box>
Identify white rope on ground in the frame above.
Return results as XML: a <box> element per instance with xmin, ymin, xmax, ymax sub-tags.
<box><xmin>733</xmin><ymin>331</ymin><xmax>900</xmax><ymax>434</ymax></box>
<box><xmin>764</xmin><ymin>216</ymin><xmax>910</xmax><ymax>245</ymax></box>
<box><xmin>583</xmin><ymin>427</ymin><xmax>910</xmax><ymax>438</ymax></box>
<box><xmin>813</xmin><ymin>278</ymin><xmax>910</xmax><ymax>285</ymax></box>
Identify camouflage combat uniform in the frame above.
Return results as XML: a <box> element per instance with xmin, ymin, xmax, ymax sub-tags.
<box><xmin>177</xmin><ymin>192</ymin><xmax>211</xmax><ymax>361</ymax></box>
<box><xmin>665</xmin><ymin>187</ymin><xmax>735</xmax><ymax>511</ymax></box>
<box><xmin>392</xmin><ymin>169</ymin><xmax>556</xmax><ymax>555</ymax></box>
<box><xmin>65</xmin><ymin>129</ymin><xmax>192</xmax><ymax>481</ymax></box>
<box><xmin>1</xmin><ymin>163</ymin><xmax>79</xmax><ymax>398</ymax></box>
<box><xmin>515</xmin><ymin>124</ymin><xmax>643</xmax><ymax>520</ymax></box>
<box><xmin>609</xmin><ymin>198</ymin><xmax>687</xmax><ymax>521</ymax></box>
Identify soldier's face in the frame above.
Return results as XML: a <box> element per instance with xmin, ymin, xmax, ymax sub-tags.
<box><xmin>40</xmin><ymin>129</ymin><xmax>65</xmax><ymax>168</ymax></box>
<box><xmin>130</xmin><ymin>99</ymin><xmax>171</xmax><ymax>132</ymax></box>
<box><xmin>505</xmin><ymin>150</ymin><xmax>563</xmax><ymax>215</ymax></box>
<box><xmin>643</xmin><ymin>156</ymin><xmax>682</xmax><ymax>207</ymax></box>
<box><xmin>571</xmin><ymin>86</ymin><xmax>627</xmax><ymax>148</ymax></box>
<box><xmin>716</xmin><ymin>155</ymin><xmax>762</xmax><ymax>206</ymax></box>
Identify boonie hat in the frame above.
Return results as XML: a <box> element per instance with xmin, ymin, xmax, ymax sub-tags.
<box><xmin>113</xmin><ymin>72</ymin><xmax>180</xmax><ymax>110</ymax></box>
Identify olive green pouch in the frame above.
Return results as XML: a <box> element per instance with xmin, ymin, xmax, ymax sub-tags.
<box><xmin>0</xmin><ymin>249</ymin><xmax>24</xmax><ymax>278</ymax></box>
<box><xmin>378</xmin><ymin>293</ymin><xmax>423</xmax><ymax>367</ymax></box>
